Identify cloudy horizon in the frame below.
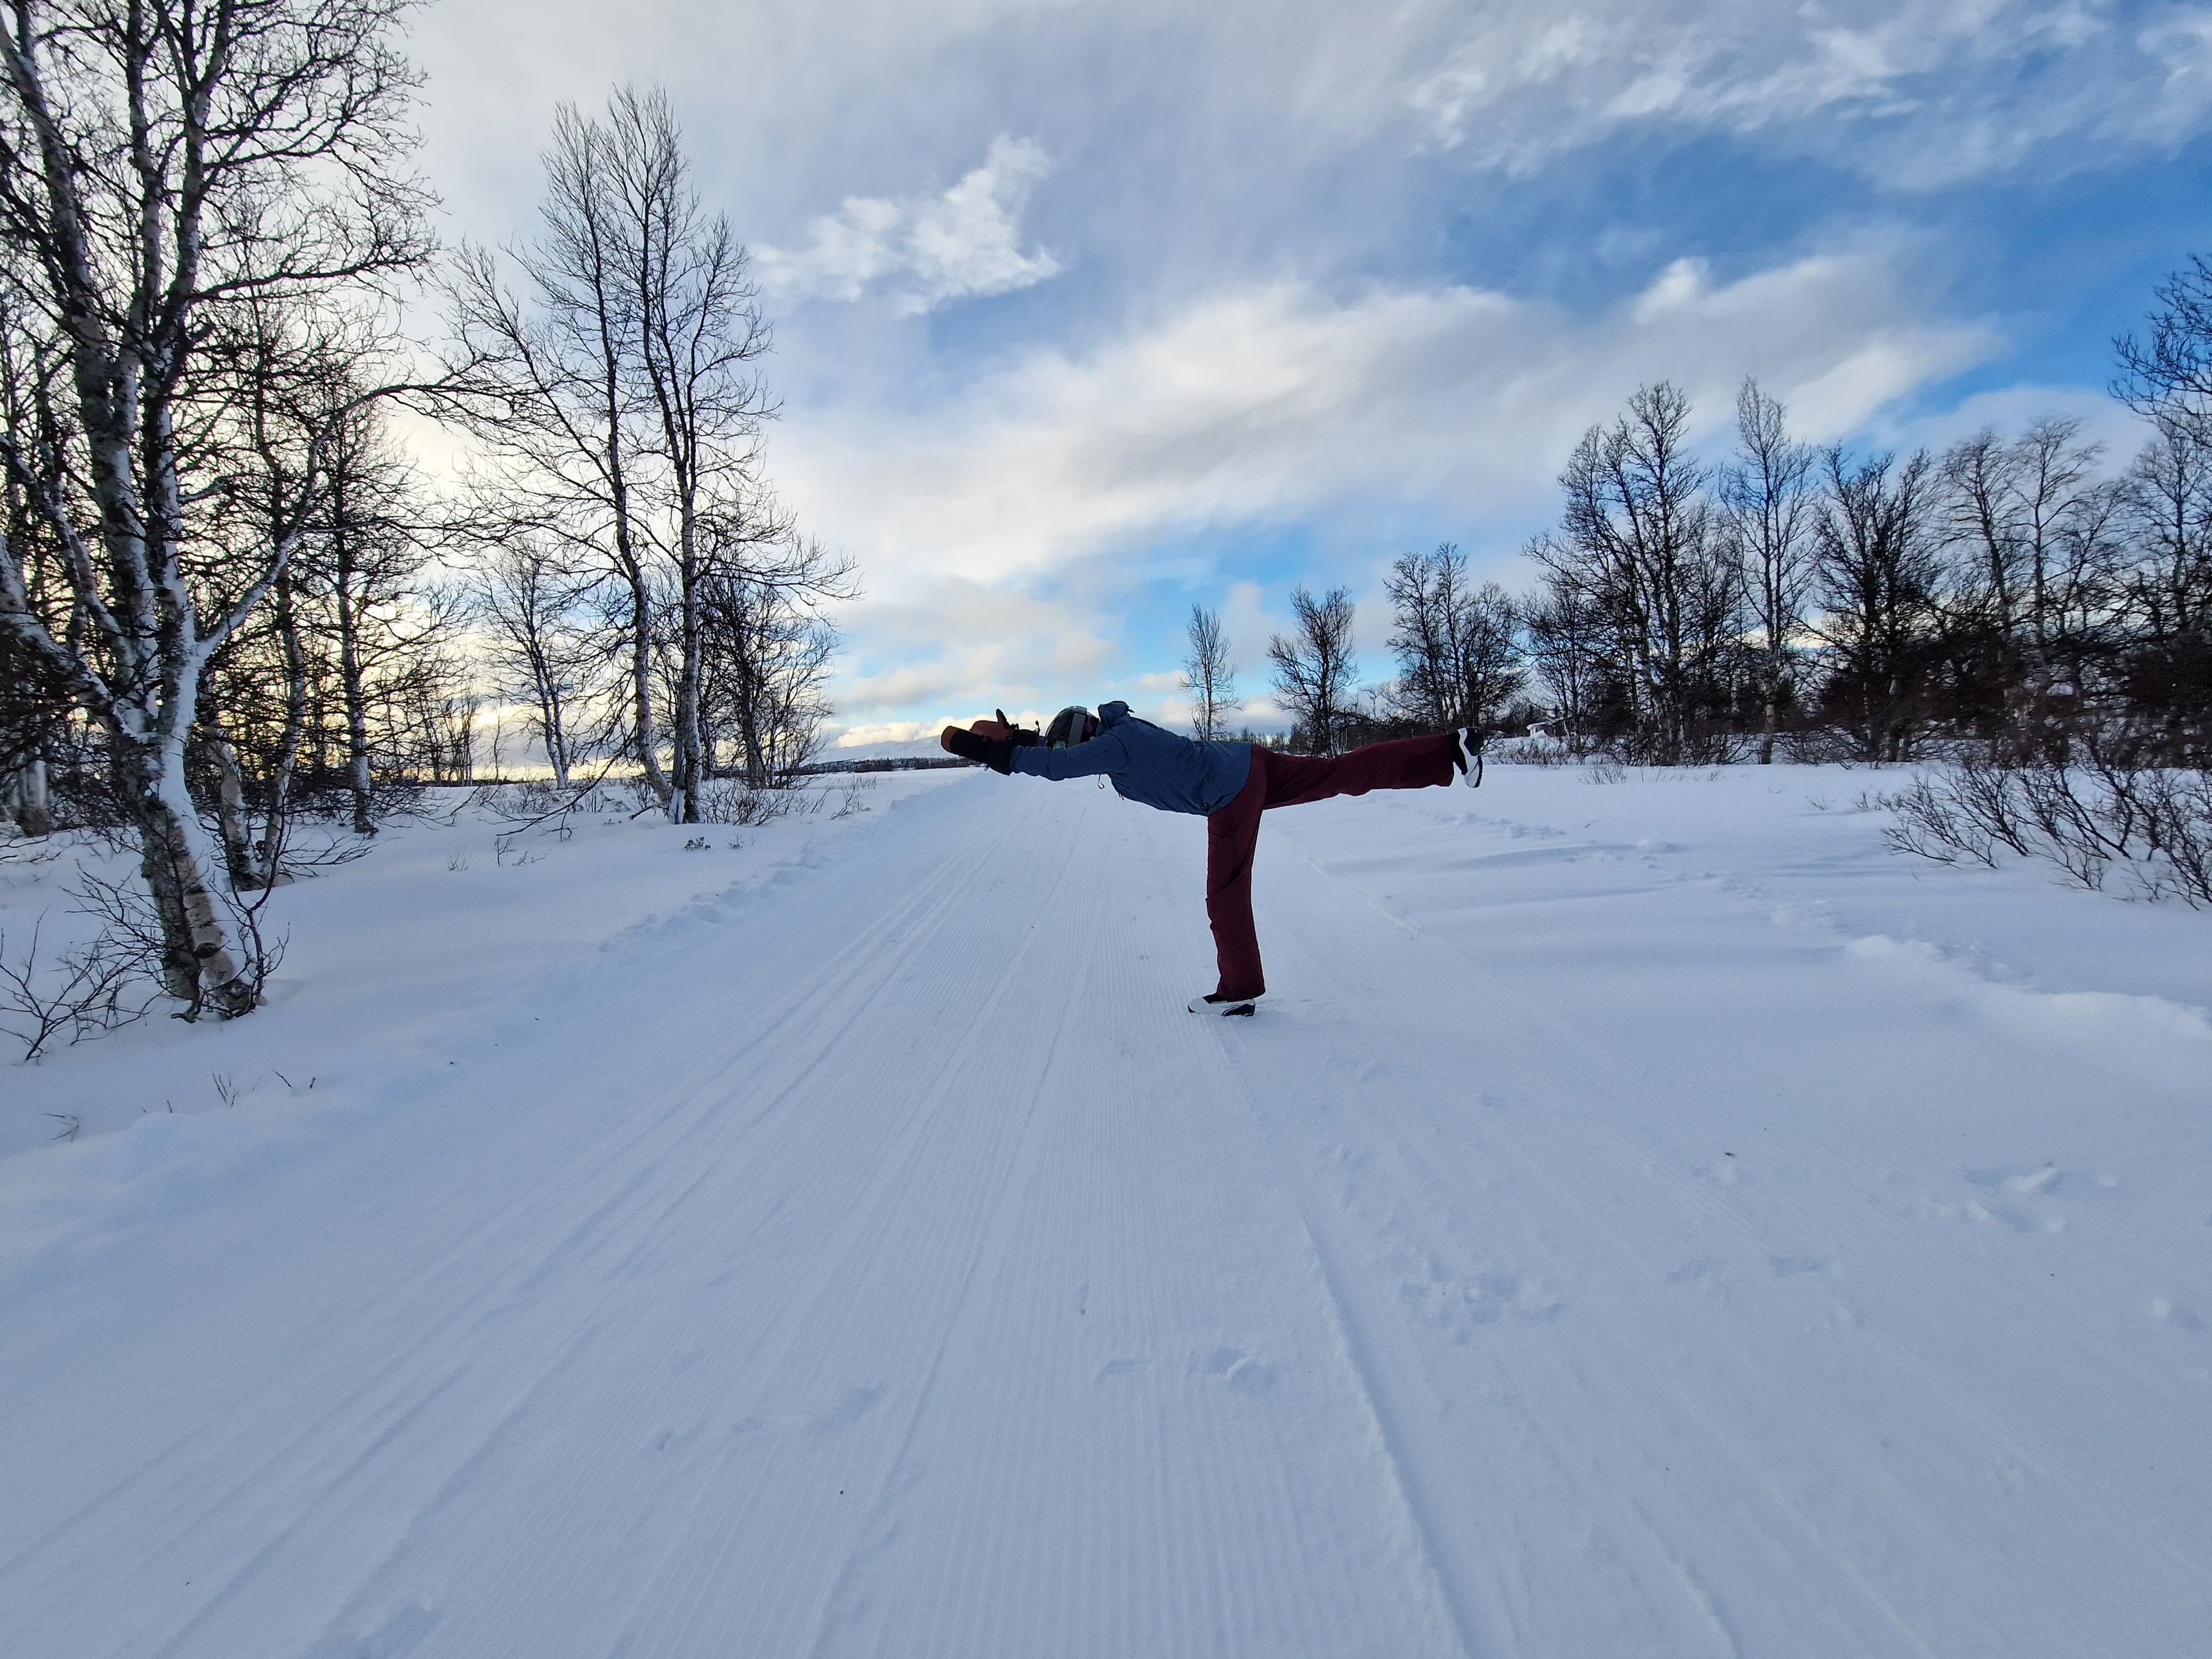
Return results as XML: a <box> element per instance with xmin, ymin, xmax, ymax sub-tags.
<box><xmin>405</xmin><ymin>0</ymin><xmax>2212</xmax><ymax>744</ymax></box>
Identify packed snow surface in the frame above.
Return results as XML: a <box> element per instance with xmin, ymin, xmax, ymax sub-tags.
<box><xmin>3</xmin><ymin>764</ymin><xmax>2209</xmax><ymax>1657</ymax></box>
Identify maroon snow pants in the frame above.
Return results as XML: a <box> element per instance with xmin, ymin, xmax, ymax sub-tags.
<box><xmin>1205</xmin><ymin>732</ymin><xmax>1457</xmax><ymax>999</ymax></box>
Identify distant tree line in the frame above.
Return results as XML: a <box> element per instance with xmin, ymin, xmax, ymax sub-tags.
<box><xmin>1190</xmin><ymin>259</ymin><xmax>2209</xmax><ymax>776</ymax></box>
<box><xmin>1518</xmin><ymin>362</ymin><xmax>2209</xmax><ymax>769</ymax></box>
<box><xmin>0</xmin><ymin>1</ymin><xmax>853</xmax><ymax>1023</ymax></box>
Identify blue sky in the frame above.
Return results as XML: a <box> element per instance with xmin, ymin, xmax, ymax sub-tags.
<box><xmin>407</xmin><ymin>0</ymin><xmax>2212</xmax><ymax>741</ymax></box>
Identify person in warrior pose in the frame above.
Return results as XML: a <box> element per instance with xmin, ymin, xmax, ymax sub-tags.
<box><xmin>942</xmin><ymin>702</ymin><xmax>1483</xmax><ymax>1016</ymax></box>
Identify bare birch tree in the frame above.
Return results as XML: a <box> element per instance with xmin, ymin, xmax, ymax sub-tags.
<box><xmin>1267</xmin><ymin>585</ymin><xmax>1356</xmax><ymax>754</ymax></box>
<box><xmin>1385</xmin><ymin>545</ymin><xmax>1463</xmax><ymax>730</ymax></box>
<box><xmin>696</xmin><ymin>527</ymin><xmax>853</xmax><ymax>785</ymax></box>
<box><xmin>2116</xmin><ymin>253</ymin><xmax>2212</xmax><ymax>444</ymax></box>
<box><xmin>1181</xmin><ymin>602</ymin><xmax>1239</xmax><ymax>740</ymax></box>
<box><xmin>0</xmin><ymin>286</ymin><xmax>60</xmax><ymax>833</ymax></box>
<box><xmin>313</xmin><ymin>397</ymin><xmax>441</xmax><ymax>834</ymax></box>
<box><xmin>0</xmin><ymin>0</ymin><xmax>431</xmax><ymax>1014</ymax></box>
<box><xmin>446</xmin><ymin>88</ymin><xmax>777</xmax><ymax>822</ymax></box>
<box><xmin>1522</xmin><ymin>570</ymin><xmax>1604</xmax><ymax>744</ymax></box>
<box><xmin>1454</xmin><ymin>580</ymin><xmax>1524</xmax><ymax>732</ymax></box>
<box><xmin>2120</xmin><ymin>416</ymin><xmax>2212</xmax><ymax>643</ymax></box>
<box><xmin>610</xmin><ymin>88</ymin><xmax>774</xmax><ymax>820</ymax></box>
<box><xmin>1719</xmin><ymin>380</ymin><xmax>1816</xmax><ymax>762</ymax></box>
<box><xmin>472</xmin><ymin>536</ymin><xmax>607</xmax><ymax>790</ymax></box>
<box><xmin>1531</xmin><ymin>384</ymin><xmax>1744</xmax><ymax>762</ymax></box>
<box><xmin>1810</xmin><ymin>447</ymin><xmax>1942</xmax><ymax>763</ymax></box>
<box><xmin>445</xmin><ymin>107</ymin><xmax>666</xmax><ymax>809</ymax></box>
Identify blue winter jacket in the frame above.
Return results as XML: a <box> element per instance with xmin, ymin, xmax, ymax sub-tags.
<box><xmin>1010</xmin><ymin>701</ymin><xmax>1252</xmax><ymax>816</ymax></box>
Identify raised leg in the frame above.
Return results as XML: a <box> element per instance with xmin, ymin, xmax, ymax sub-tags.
<box><xmin>1259</xmin><ymin>732</ymin><xmax>1456</xmax><ymax>809</ymax></box>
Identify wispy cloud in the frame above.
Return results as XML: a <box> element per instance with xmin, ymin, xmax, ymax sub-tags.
<box><xmin>779</xmin><ymin>241</ymin><xmax>1997</xmax><ymax>593</ymax></box>
<box><xmin>755</xmin><ymin>135</ymin><xmax>1061</xmax><ymax>315</ymax></box>
<box><xmin>1402</xmin><ymin>1</ymin><xmax>2212</xmax><ymax>187</ymax></box>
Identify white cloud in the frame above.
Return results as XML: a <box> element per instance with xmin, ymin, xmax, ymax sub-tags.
<box><xmin>829</xmin><ymin>575</ymin><xmax>1118</xmax><ymax>730</ymax></box>
<box><xmin>780</xmin><ymin>241</ymin><xmax>1995</xmax><ymax>599</ymax></box>
<box><xmin>755</xmin><ymin>135</ymin><xmax>1062</xmax><ymax>315</ymax></box>
<box><xmin>1871</xmin><ymin>381</ymin><xmax>2155</xmax><ymax>462</ymax></box>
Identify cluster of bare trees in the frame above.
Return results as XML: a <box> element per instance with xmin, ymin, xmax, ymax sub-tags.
<box><xmin>1179</xmin><ymin>264</ymin><xmax>2211</xmax><ymax>908</ymax></box>
<box><xmin>1266</xmin><ymin>586</ymin><xmax>1359</xmax><ymax>753</ymax></box>
<box><xmin>1869</xmin><ymin>257</ymin><xmax>2212</xmax><ymax>902</ymax></box>
<box><xmin>1523</xmin><ymin>354</ymin><xmax>2211</xmax><ymax>768</ymax></box>
<box><xmin>0</xmin><ymin>0</ymin><xmax>438</xmax><ymax>1015</ymax></box>
<box><xmin>0</xmin><ymin>2</ymin><xmax>850</xmax><ymax>1027</ymax></box>
<box><xmin>1181</xmin><ymin>565</ymin><xmax>1525</xmax><ymax>756</ymax></box>
<box><xmin>444</xmin><ymin>89</ymin><xmax>850</xmax><ymax>819</ymax></box>
<box><xmin>1196</xmin><ymin>253</ymin><xmax>2210</xmax><ymax>778</ymax></box>
<box><xmin>1381</xmin><ymin>546</ymin><xmax>1524</xmax><ymax>737</ymax></box>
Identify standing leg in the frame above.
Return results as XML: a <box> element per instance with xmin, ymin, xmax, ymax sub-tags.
<box><xmin>1205</xmin><ymin>759</ymin><xmax>1269</xmax><ymax>999</ymax></box>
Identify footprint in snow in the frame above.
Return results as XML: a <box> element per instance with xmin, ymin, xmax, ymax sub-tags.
<box><xmin>809</xmin><ymin>1385</ymin><xmax>885</xmax><ymax>1433</ymax></box>
<box><xmin>1767</xmin><ymin>1254</ymin><xmax>1838</xmax><ymax>1279</ymax></box>
<box><xmin>1194</xmin><ymin>1347</ymin><xmax>1277</xmax><ymax>1394</ymax></box>
<box><xmin>1965</xmin><ymin>1163</ymin><xmax>2064</xmax><ymax>1196</ymax></box>
<box><xmin>1401</xmin><ymin>1267</ymin><xmax>1560</xmax><ymax>1339</ymax></box>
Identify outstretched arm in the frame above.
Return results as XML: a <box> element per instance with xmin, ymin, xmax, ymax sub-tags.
<box><xmin>1012</xmin><ymin>734</ymin><xmax>1123</xmax><ymax>782</ymax></box>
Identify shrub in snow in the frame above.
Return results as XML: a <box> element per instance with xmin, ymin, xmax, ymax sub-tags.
<box><xmin>1885</xmin><ymin>754</ymin><xmax>2212</xmax><ymax>906</ymax></box>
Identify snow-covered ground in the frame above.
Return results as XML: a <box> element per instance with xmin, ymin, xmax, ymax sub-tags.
<box><xmin>3</xmin><ymin>762</ymin><xmax>2207</xmax><ymax>1657</ymax></box>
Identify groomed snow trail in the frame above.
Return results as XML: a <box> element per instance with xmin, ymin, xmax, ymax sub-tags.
<box><xmin>5</xmin><ymin>771</ymin><xmax>2208</xmax><ymax>1657</ymax></box>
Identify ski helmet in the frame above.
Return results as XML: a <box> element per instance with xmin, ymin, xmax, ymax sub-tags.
<box><xmin>1045</xmin><ymin>705</ymin><xmax>1098</xmax><ymax>748</ymax></box>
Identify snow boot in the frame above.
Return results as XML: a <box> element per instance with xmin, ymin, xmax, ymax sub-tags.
<box><xmin>1188</xmin><ymin>991</ymin><xmax>1261</xmax><ymax>1017</ymax></box>
<box><xmin>1450</xmin><ymin>727</ymin><xmax>1484</xmax><ymax>788</ymax></box>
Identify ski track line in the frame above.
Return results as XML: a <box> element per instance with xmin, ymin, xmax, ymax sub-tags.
<box><xmin>336</xmin><ymin>785</ymin><xmax>1127</xmax><ymax>1658</ymax></box>
<box><xmin>1289</xmin><ymin>794</ymin><xmax>2203</xmax><ymax>1449</ymax></box>
<box><xmin>1233</xmin><ymin>880</ymin><xmax>1959</xmax><ymax>1654</ymax></box>
<box><xmin>8</xmin><ymin>782</ymin><xmax>1043</xmax><ymax>1656</ymax></box>
<box><xmin>4</xmin><ymin>785</ymin><xmax>1005</xmax><ymax>1591</ymax></box>
<box><xmin>1191</xmin><ymin>990</ymin><xmax>1702</xmax><ymax>1654</ymax></box>
<box><xmin>1048</xmin><ymin>808</ymin><xmax>1487</xmax><ymax>1658</ymax></box>
<box><xmin>1223</xmin><ymin>1103</ymin><xmax>1491</xmax><ymax>1659</ymax></box>
<box><xmin>1286</xmin><ymin>794</ymin><xmax>2211</xmax><ymax>1580</ymax></box>
<box><xmin>75</xmin><ymin>809</ymin><xmax>986</xmax><ymax>1654</ymax></box>
<box><xmin>797</xmin><ymin>819</ymin><xmax>1105</xmax><ymax>1659</ymax></box>
<box><xmin>299</xmin><ymin>786</ymin><xmax>1078</xmax><ymax>1658</ymax></box>
<box><xmin>11</xmin><ymin>796</ymin><xmax>973</xmax><ymax>1456</ymax></box>
<box><xmin>823</xmin><ymin>801</ymin><xmax>1478</xmax><ymax>1654</ymax></box>
<box><xmin>1368</xmin><ymin>1093</ymin><xmax>1948</xmax><ymax>1659</ymax></box>
<box><xmin>1329</xmin><ymin>1106</ymin><xmax>1952</xmax><ymax>1658</ymax></box>
<box><xmin>604</xmin><ymin>812</ymin><xmax>1085</xmax><ymax>1656</ymax></box>
<box><xmin>1297</xmin><ymin>809</ymin><xmax>2158</xmax><ymax>1607</ymax></box>
<box><xmin>1251</xmin><ymin>793</ymin><xmax>2203</xmax><ymax>1656</ymax></box>
<box><xmin>789</xmin><ymin>804</ymin><xmax>1467</xmax><ymax>1658</ymax></box>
